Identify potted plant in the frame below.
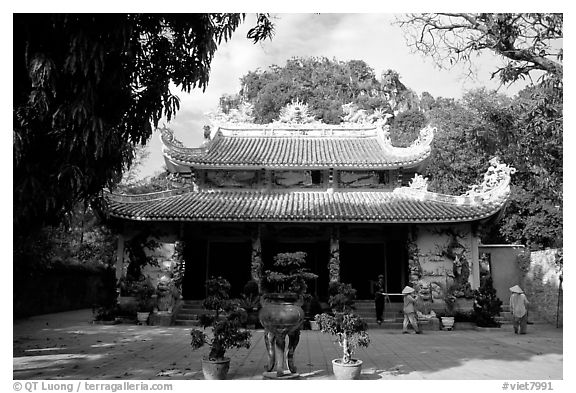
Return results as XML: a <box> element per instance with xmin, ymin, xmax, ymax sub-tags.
<box><xmin>315</xmin><ymin>282</ymin><xmax>370</xmax><ymax>380</ymax></box>
<box><xmin>473</xmin><ymin>276</ymin><xmax>502</xmax><ymax>328</ymax></box>
<box><xmin>259</xmin><ymin>251</ymin><xmax>318</xmax><ymax>378</ymax></box>
<box><xmin>190</xmin><ymin>277</ymin><xmax>251</xmax><ymax>380</ymax></box>
<box><xmin>237</xmin><ymin>280</ymin><xmax>261</xmax><ymax>329</ymax></box>
<box><xmin>134</xmin><ymin>278</ymin><xmax>155</xmax><ymax>325</ymax></box>
<box><xmin>440</xmin><ymin>289</ymin><xmax>456</xmax><ymax>330</ymax></box>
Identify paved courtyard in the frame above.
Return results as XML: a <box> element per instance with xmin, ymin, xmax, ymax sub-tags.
<box><xmin>13</xmin><ymin>309</ymin><xmax>562</xmax><ymax>380</ymax></box>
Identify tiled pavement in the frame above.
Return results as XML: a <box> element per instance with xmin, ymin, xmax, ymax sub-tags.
<box><xmin>13</xmin><ymin>309</ymin><xmax>563</xmax><ymax>380</ymax></box>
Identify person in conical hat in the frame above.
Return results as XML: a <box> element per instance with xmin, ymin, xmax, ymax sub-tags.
<box><xmin>509</xmin><ymin>284</ymin><xmax>529</xmax><ymax>334</ymax></box>
<box><xmin>402</xmin><ymin>286</ymin><xmax>415</xmax><ymax>294</ymax></box>
<box><xmin>401</xmin><ymin>286</ymin><xmax>421</xmax><ymax>334</ymax></box>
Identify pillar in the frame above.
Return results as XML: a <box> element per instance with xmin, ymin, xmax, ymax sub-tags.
<box><xmin>470</xmin><ymin>231</ymin><xmax>480</xmax><ymax>289</ymax></box>
<box><xmin>116</xmin><ymin>234</ymin><xmax>125</xmax><ymax>283</ymax></box>
<box><xmin>328</xmin><ymin>226</ymin><xmax>340</xmax><ymax>283</ymax></box>
<box><xmin>251</xmin><ymin>225</ymin><xmax>264</xmax><ymax>290</ymax></box>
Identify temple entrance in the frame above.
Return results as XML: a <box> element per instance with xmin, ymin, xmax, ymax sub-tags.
<box><xmin>207</xmin><ymin>241</ymin><xmax>252</xmax><ymax>297</ymax></box>
<box><xmin>181</xmin><ymin>239</ymin><xmax>252</xmax><ymax>299</ymax></box>
<box><xmin>340</xmin><ymin>236</ymin><xmax>408</xmax><ymax>299</ymax></box>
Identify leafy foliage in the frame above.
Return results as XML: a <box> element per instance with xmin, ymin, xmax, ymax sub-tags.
<box><xmin>316</xmin><ymin>282</ymin><xmax>368</xmax><ymax>364</ymax></box>
<box><xmin>190</xmin><ymin>277</ymin><xmax>251</xmax><ymax>360</ymax></box>
<box><xmin>202</xmin><ymin>276</ymin><xmax>234</xmax><ymax>316</ymax></box>
<box><xmin>388</xmin><ymin>109</ymin><xmax>427</xmax><ymax>147</ymax></box>
<box><xmin>231</xmin><ymin>58</ymin><xmax>424</xmax><ymax>124</ymax></box>
<box><xmin>328</xmin><ymin>282</ymin><xmax>357</xmax><ymax>313</ymax></box>
<box><xmin>473</xmin><ymin>276</ymin><xmax>503</xmax><ymax>327</ymax></box>
<box><xmin>124</xmin><ymin>231</ymin><xmax>160</xmax><ymax>281</ymax></box>
<box><xmin>262</xmin><ymin>252</ymin><xmax>318</xmax><ymax>295</ymax></box>
<box><xmin>315</xmin><ymin>312</ymin><xmax>370</xmax><ymax>364</ymax></box>
<box><xmin>13</xmin><ymin>13</ymin><xmax>273</xmax><ymax>235</ymax></box>
<box><xmin>425</xmin><ymin>86</ymin><xmax>561</xmax><ymax>249</ymax></box>
<box><xmin>190</xmin><ymin>319</ymin><xmax>251</xmax><ymax>361</ymax></box>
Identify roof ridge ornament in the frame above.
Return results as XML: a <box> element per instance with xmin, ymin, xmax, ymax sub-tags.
<box><xmin>408</xmin><ymin>174</ymin><xmax>429</xmax><ymax>191</ymax></box>
<box><xmin>394</xmin><ymin>157</ymin><xmax>514</xmax><ymax>206</ymax></box>
<box><xmin>275</xmin><ymin>98</ymin><xmax>318</xmax><ymax>124</ymax></box>
<box><xmin>409</xmin><ymin>125</ymin><xmax>435</xmax><ymax>149</ymax></box>
<box><xmin>341</xmin><ymin>103</ymin><xmax>393</xmax><ymax>125</ymax></box>
<box><xmin>463</xmin><ymin>157</ymin><xmax>516</xmax><ymax>198</ymax></box>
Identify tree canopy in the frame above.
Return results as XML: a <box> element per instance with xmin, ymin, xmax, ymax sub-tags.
<box><xmin>396</xmin><ymin>13</ymin><xmax>563</xmax><ymax>84</ymax></box>
<box><xmin>225</xmin><ymin>57</ymin><xmax>421</xmax><ymax>124</ymax></box>
<box><xmin>395</xmin><ymin>12</ymin><xmax>562</xmax><ymax>249</ymax></box>
<box><xmin>13</xmin><ymin>13</ymin><xmax>273</xmax><ymax>235</ymax></box>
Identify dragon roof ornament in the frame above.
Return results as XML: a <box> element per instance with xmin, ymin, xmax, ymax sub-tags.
<box><xmin>394</xmin><ymin>157</ymin><xmax>514</xmax><ymax>206</ymax></box>
<box><xmin>464</xmin><ymin>157</ymin><xmax>516</xmax><ymax>197</ymax></box>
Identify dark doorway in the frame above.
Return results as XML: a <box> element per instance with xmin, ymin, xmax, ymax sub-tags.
<box><xmin>207</xmin><ymin>241</ymin><xmax>252</xmax><ymax>297</ymax></box>
<box><xmin>262</xmin><ymin>241</ymin><xmax>330</xmax><ymax>300</ymax></box>
<box><xmin>340</xmin><ymin>240</ymin><xmax>407</xmax><ymax>299</ymax></box>
<box><xmin>340</xmin><ymin>242</ymin><xmax>386</xmax><ymax>299</ymax></box>
<box><xmin>181</xmin><ymin>239</ymin><xmax>207</xmax><ymax>300</ymax></box>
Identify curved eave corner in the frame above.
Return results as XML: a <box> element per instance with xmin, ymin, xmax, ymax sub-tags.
<box><xmin>159</xmin><ymin>124</ymin><xmax>435</xmax><ymax>170</ymax></box>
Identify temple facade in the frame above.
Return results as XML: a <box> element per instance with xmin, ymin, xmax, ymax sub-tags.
<box><xmin>105</xmin><ymin>102</ymin><xmax>514</xmax><ymax>303</ymax></box>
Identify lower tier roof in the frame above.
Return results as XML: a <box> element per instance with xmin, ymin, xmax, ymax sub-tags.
<box><xmin>105</xmin><ymin>188</ymin><xmax>507</xmax><ymax>224</ymax></box>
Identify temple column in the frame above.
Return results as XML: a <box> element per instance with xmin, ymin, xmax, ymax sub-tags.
<box><xmin>470</xmin><ymin>231</ymin><xmax>480</xmax><ymax>289</ymax></box>
<box><xmin>328</xmin><ymin>226</ymin><xmax>340</xmax><ymax>283</ymax></box>
<box><xmin>251</xmin><ymin>225</ymin><xmax>264</xmax><ymax>290</ymax></box>
<box><xmin>115</xmin><ymin>234</ymin><xmax>125</xmax><ymax>283</ymax></box>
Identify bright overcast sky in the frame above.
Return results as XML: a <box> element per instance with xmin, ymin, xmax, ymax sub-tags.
<box><xmin>138</xmin><ymin>13</ymin><xmax>531</xmax><ymax>179</ymax></box>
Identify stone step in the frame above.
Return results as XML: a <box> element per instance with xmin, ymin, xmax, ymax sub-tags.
<box><xmin>174</xmin><ymin>319</ymin><xmax>201</xmax><ymax>327</ymax></box>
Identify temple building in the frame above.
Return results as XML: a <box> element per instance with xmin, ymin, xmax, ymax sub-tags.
<box><xmin>104</xmin><ymin>101</ymin><xmax>514</xmax><ymax>303</ymax></box>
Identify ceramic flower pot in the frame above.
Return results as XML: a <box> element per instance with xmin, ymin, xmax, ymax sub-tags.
<box><xmin>201</xmin><ymin>357</ymin><xmax>230</xmax><ymax>380</ymax></box>
<box><xmin>332</xmin><ymin>358</ymin><xmax>362</xmax><ymax>380</ymax></box>
<box><xmin>259</xmin><ymin>293</ymin><xmax>304</xmax><ymax>377</ymax></box>
<box><xmin>441</xmin><ymin>316</ymin><xmax>455</xmax><ymax>331</ymax></box>
<box><xmin>309</xmin><ymin>320</ymin><xmax>320</xmax><ymax>331</ymax></box>
<box><xmin>259</xmin><ymin>293</ymin><xmax>304</xmax><ymax>334</ymax></box>
<box><xmin>136</xmin><ymin>312</ymin><xmax>150</xmax><ymax>325</ymax></box>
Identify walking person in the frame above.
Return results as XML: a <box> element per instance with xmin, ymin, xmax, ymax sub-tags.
<box><xmin>509</xmin><ymin>285</ymin><xmax>530</xmax><ymax>334</ymax></box>
<box><xmin>402</xmin><ymin>286</ymin><xmax>422</xmax><ymax>334</ymax></box>
<box><xmin>374</xmin><ymin>274</ymin><xmax>385</xmax><ymax>325</ymax></box>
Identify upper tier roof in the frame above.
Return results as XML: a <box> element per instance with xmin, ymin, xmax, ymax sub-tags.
<box><xmin>105</xmin><ymin>158</ymin><xmax>515</xmax><ymax>224</ymax></box>
<box><xmin>160</xmin><ymin>124</ymin><xmax>435</xmax><ymax>170</ymax></box>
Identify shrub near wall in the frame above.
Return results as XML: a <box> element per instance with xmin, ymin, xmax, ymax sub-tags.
<box><xmin>523</xmin><ymin>249</ymin><xmax>563</xmax><ymax>327</ymax></box>
<box><xmin>14</xmin><ymin>264</ymin><xmax>115</xmax><ymax>318</ymax></box>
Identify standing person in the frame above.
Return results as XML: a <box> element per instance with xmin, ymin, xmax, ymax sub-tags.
<box><xmin>374</xmin><ymin>274</ymin><xmax>385</xmax><ymax>325</ymax></box>
<box><xmin>509</xmin><ymin>285</ymin><xmax>530</xmax><ymax>334</ymax></box>
<box><xmin>402</xmin><ymin>286</ymin><xmax>422</xmax><ymax>334</ymax></box>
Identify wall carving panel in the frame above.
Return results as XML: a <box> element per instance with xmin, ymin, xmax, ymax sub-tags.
<box><xmin>205</xmin><ymin>170</ymin><xmax>258</xmax><ymax>188</ymax></box>
<box><xmin>339</xmin><ymin>170</ymin><xmax>391</xmax><ymax>189</ymax></box>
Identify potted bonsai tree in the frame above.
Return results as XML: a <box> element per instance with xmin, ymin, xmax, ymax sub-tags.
<box><xmin>190</xmin><ymin>277</ymin><xmax>251</xmax><ymax>380</ymax></box>
<box><xmin>259</xmin><ymin>251</ymin><xmax>318</xmax><ymax>378</ymax></box>
<box><xmin>315</xmin><ymin>282</ymin><xmax>370</xmax><ymax>379</ymax></box>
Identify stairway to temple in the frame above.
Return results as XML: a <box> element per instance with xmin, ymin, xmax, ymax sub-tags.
<box><xmin>173</xmin><ymin>300</ymin><xmax>547</xmax><ymax>329</ymax></box>
<box><xmin>173</xmin><ymin>300</ymin><xmax>205</xmax><ymax>327</ymax></box>
<box><xmin>349</xmin><ymin>300</ymin><xmax>405</xmax><ymax>329</ymax></box>
<box><xmin>174</xmin><ymin>299</ymin><xmax>407</xmax><ymax>329</ymax></box>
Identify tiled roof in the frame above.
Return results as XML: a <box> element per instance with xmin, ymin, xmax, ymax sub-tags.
<box><xmin>161</xmin><ymin>126</ymin><xmax>433</xmax><ymax>170</ymax></box>
<box><xmin>106</xmin><ymin>188</ymin><xmax>507</xmax><ymax>224</ymax></box>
